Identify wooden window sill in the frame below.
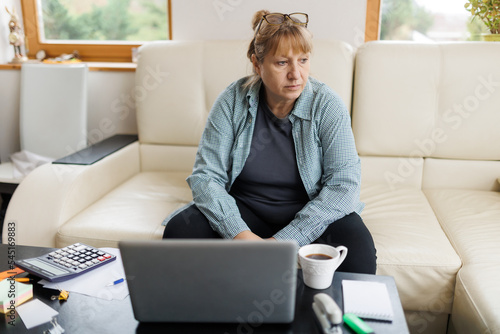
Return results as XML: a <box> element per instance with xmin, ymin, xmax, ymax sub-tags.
<box><xmin>0</xmin><ymin>61</ymin><xmax>137</xmax><ymax>72</ymax></box>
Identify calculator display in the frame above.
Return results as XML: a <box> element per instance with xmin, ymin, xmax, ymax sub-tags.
<box><xmin>24</xmin><ymin>258</ymin><xmax>68</xmax><ymax>275</ymax></box>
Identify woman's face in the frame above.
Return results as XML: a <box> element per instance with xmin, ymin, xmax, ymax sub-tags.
<box><xmin>253</xmin><ymin>46</ymin><xmax>310</xmax><ymax>110</ymax></box>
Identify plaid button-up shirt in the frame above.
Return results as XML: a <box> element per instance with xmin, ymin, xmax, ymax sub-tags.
<box><xmin>186</xmin><ymin>76</ymin><xmax>364</xmax><ymax>246</ymax></box>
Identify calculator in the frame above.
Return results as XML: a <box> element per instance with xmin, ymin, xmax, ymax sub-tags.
<box><xmin>15</xmin><ymin>243</ymin><xmax>116</xmax><ymax>282</ymax></box>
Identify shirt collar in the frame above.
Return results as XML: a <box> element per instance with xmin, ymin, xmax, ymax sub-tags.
<box><xmin>246</xmin><ymin>79</ymin><xmax>262</xmax><ymax>117</ymax></box>
<box><xmin>290</xmin><ymin>79</ymin><xmax>313</xmax><ymax>120</ymax></box>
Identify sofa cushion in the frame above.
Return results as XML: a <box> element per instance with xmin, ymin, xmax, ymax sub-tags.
<box><xmin>424</xmin><ymin>188</ymin><xmax>500</xmax><ymax>332</ymax></box>
<box><xmin>308</xmin><ymin>39</ymin><xmax>355</xmax><ymax>111</ymax></box>
<box><xmin>56</xmin><ymin>171</ymin><xmax>192</xmax><ymax>248</ymax></box>
<box><xmin>423</xmin><ymin>158</ymin><xmax>500</xmax><ymax>192</ymax></box>
<box><xmin>424</xmin><ymin>188</ymin><xmax>500</xmax><ymax>265</ymax></box>
<box><xmin>352</xmin><ymin>42</ymin><xmax>500</xmax><ymax>161</ymax></box>
<box><xmin>360</xmin><ymin>183</ymin><xmax>461</xmax><ymax>313</ymax></box>
<box><xmin>135</xmin><ymin>41</ymin><xmax>245</xmax><ymax>147</ymax></box>
<box><xmin>451</xmin><ymin>264</ymin><xmax>500</xmax><ymax>334</ymax></box>
<box><xmin>140</xmin><ymin>144</ymin><xmax>197</xmax><ymax>172</ymax></box>
<box><xmin>360</xmin><ymin>156</ymin><xmax>424</xmax><ymax>190</ymax></box>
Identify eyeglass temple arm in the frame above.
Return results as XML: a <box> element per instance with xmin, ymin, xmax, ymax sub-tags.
<box><xmin>254</xmin><ymin>17</ymin><xmax>265</xmax><ymax>37</ymax></box>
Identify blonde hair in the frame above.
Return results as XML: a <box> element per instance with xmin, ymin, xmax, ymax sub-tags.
<box><xmin>245</xmin><ymin>10</ymin><xmax>313</xmax><ymax>88</ymax></box>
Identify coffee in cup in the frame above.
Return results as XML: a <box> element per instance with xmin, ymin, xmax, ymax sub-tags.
<box><xmin>298</xmin><ymin>244</ymin><xmax>348</xmax><ymax>289</ymax></box>
<box><xmin>306</xmin><ymin>253</ymin><xmax>333</xmax><ymax>260</ymax></box>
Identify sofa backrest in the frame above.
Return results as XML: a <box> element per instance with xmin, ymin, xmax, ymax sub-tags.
<box><xmin>353</xmin><ymin>41</ymin><xmax>500</xmax><ymax>191</ymax></box>
<box><xmin>135</xmin><ymin>40</ymin><xmax>355</xmax><ymax>172</ymax></box>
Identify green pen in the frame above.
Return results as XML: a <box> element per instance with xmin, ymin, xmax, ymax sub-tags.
<box><xmin>343</xmin><ymin>313</ymin><xmax>375</xmax><ymax>334</ymax></box>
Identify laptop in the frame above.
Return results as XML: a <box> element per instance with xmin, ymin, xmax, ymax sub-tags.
<box><xmin>119</xmin><ymin>239</ymin><xmax>298</xmax><ymax>323</ymax></box>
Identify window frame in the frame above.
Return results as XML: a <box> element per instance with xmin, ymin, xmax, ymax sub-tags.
<box><xmin>365</xmin><ymin>0</ymin><xmax>381</xmax><ymax>42</ymax></box>
<box><xmin>21</xmin><ymin>0</ymin><xmax>172</xmax><ymax>62</ymax></box>
<box><xmin>21</xmin><ymin>0</ymin><xmax>379</xmax><ymax>62</ymax></box>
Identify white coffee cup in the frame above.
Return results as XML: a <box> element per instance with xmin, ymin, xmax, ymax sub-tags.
<box><xmin>298</xmin><ymin>244</ymin><xmax>348</xmax><ymax>289</ymax></box>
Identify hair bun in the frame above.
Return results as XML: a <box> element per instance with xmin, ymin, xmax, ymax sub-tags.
<box><xmin>252</xmin><ymin>10</ymin><xmax>270</xmax><ymax>31</ymax></box>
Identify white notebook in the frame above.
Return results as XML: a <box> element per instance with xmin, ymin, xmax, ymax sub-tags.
<box><xmin>342</xmin><ymin>279</ymin><xmax>394</xmax><ymax>321</ymax></box>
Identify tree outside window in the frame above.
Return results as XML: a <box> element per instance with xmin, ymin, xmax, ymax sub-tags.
<box><xmin>380</xmin><ymin>0</ymin><xmax>486</xmax><ymax>42</ymax></box>
<box><xmin>20</xmin><ymin>0</ymin><xmax>170</xmax><ymax>62</ymax></box>
<box><xmin>39</xmin><ymin>0</ymin><xmax>168</xmax><ymax>42</ymax></box>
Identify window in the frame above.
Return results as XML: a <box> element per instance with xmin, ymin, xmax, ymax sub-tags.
<box><xmin>21</xmin><ymin>0</ymin><xmax>171</xmax><ymax>62</ymax></box>
<box><xmin>379</xmin><ymin>0</ymin><xmax>486</xmax><ymax>42</ymax></box>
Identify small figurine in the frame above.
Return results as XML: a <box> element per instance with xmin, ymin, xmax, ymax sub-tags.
<box><xmin>5</xmin><ymin>6</ymin><xmax>28</xmax><ymax>63</ymax></box>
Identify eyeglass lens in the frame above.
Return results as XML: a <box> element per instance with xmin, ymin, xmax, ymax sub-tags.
<box><xmin>265</xmin><ymin>13</ymin><xmax>307</xmax><ymax>25</ymax></box>
<box><xmin>289</xmin><ymin>13</ymin><xmax>307</xmax><ymax>24</ymax></box>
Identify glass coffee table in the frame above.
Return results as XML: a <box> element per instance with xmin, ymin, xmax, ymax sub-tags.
<box><xmin>0</xmin><ymin>244</ymin><xmax>409</xmax><ymax>333</ymax></box>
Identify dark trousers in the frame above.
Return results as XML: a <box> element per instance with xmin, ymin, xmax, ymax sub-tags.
<box><xmin>163</xmin><ymin>200</ymin><xmax>377</xmax><ymax>274</ymax></box>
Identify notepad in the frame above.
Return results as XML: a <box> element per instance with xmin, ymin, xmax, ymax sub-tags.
<box><xmin>0</xmin><ymin>279</ymin><xmax>33</xmax><ymax>313</ymax></box>
<box><xmin>342</xmin><ymin>279</ymin><xmax>394</xmax><ymax>321</ymax></box>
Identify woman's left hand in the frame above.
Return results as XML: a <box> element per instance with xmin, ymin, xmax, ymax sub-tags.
<box><xmin>233</xmin><ymin>231</ymin><xmax>276</xmax><ymax>241</ymax></box>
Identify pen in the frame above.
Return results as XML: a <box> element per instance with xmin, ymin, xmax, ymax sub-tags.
<box><xmin>13</xmin><ymin>278</ymin><xmax>32</xmax><ymax>283</ymax></box>
<box><xmin>106</xmin><ymin>278</ymin><xmax>125</xmax><ymax>286</ymax></box>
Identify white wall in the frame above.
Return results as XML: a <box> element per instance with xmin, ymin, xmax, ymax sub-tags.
<box><xmin>1</xmin><ymin>0</ymin><xmax>24</xmax><ymax>163</ymax></box>
<box><xmin>172</xmin><ymin>0</ymin><xmax>367</xmax><ymax>46</ymax></box>
<box><xmin>0</xmin><ymin>0</ymin><xmax>367</xmax><ymax>163</ymax></box>
<box><xmin>0</xmin><ymin>70</ymin><xmax>20</xmax><ymax>163</ymax></box>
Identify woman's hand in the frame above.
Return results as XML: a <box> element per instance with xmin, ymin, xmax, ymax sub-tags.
<box><xmin>234</xmin><ymin>230</ymin><xmax>262</xmax><ymax>240</ymax></box>
<box><xmin>234</xmin><ymin>231</ymin><xmax>276</xmax><ymax>241</ymax></box>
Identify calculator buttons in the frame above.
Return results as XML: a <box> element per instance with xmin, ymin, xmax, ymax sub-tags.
<box><xmin>16</xmin><ymin>242</ymin><xmax>117</xmax><ymax>282</ymax></box>
<box><xmin>74</xmin><ymin>244</ymin><xmax>87</xmax><ymax>251</ymax></box>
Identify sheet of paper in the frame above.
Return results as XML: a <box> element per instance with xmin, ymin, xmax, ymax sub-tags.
<box><xmin>16</xmin><ymin>298</ymin><xmax>58</xmax><ymax>329</ymax></box>
<box><xmin>39</xmin><ymin>248</ymin><xmax>129</xmax><ymax>301</ymax></box>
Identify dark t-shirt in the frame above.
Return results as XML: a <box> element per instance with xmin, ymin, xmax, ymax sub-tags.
<box><xmin>229</xmin><ymin>91</ymin><xmax>310</xmax><ymax>226</ymax></box>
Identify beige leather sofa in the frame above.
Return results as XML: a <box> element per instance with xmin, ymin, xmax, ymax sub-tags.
<box><xmin>3</xmin><ymin>40</ymin><xmax>500</xmax><ymax>334</ymax></box>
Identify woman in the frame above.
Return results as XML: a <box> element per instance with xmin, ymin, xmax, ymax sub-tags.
<box><xmin>163</xmin><ymin>10</ymin><xmax>376</xmax><ymax>274</ymax></box>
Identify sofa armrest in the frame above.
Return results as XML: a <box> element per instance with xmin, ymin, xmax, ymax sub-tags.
<box><xmin>2</xmin><ymin>141</ymin><xmax>140</xmax><ymax>247</ymax></box>
<box><xmin>54</xmin><ymin>134</ymin><xmax>138</xmax><ymax>165</ymax></box>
